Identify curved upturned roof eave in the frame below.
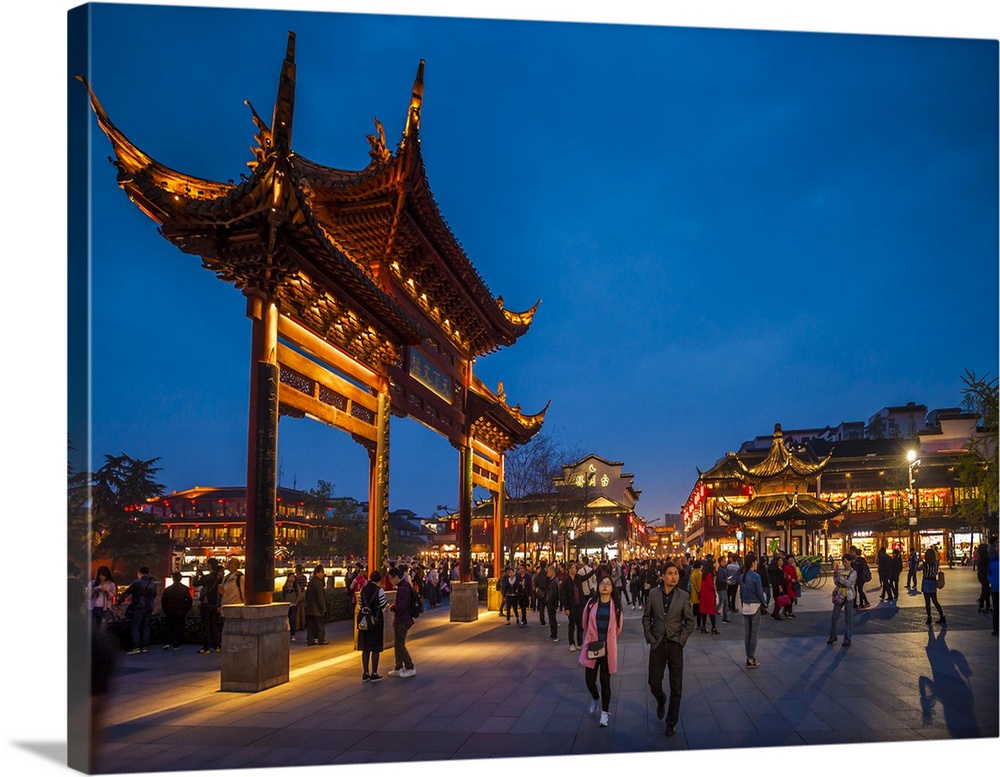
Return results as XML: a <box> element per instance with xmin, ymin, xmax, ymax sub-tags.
<box><xmin>719</xmin><ymin>492</ymin><xmax>850</xmax><ymax>522</ymax></box>
<box><xmin>81</xmin><ymin>77</ymin><xmax>428</xmax><ymax>352</ymax></box>
<box><xmin>734</xmin><ymin>435</ymin><xmax>833</xmax><ymax>482</ymax></box>
<box><xmin>78</xmin><ymin>75</ymin><xmax>238</xmax><ymax>211</ymax></box>
<box><xmin>292</xmin><ymin>129</ymin><xmax>535</xmax><ymax>355</ymax></box>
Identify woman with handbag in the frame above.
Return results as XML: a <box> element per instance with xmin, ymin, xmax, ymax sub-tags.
<box><xmin>920</xmin><ymin>548</ymin><xmax>946</xmax><ymax>626</ymax></box>
<box><xmin>738</xmin><ymin>553</ymin><xmax>766</xmax><ymax>667</ymax></box>
<box><xmin>828</xmin><ymin>553</ymin><xmax>857</xmax><ymax>647</ymax></box>
<box><xmin>579</xmin><ymin>573</ymin><xmax>623</xmax><ymax>728</ymax></box>
<box><xmin>358</xmin><ymin>570</ymin><xmax>387</xmax><ymax>682</ymax></box>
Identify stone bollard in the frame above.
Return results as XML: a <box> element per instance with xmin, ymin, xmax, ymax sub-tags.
<box><xmin>220</xmin><ymin>602</ymin><xmax>290</xmax><ymax>692</ymax></box>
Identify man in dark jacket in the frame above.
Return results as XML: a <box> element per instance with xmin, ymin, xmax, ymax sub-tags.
<box><xmin>534</xmin><ymin>560</ymin><xmax>549</xmax><ymax>625</ymax></box>
<box><xmin>906</xmin><ymin>548</ymin><xmax>920</xmax><ymax>590</ymax></box>
<box><xmin>876</xmin><ymin>547</ymin><xmax>891</xmax><ymax>601</ymax></box>
<box><xmin>305</xmin><ymin>565</ymin><xmax>328</xmax><ymax>646</ymax></box>
<box><xmin>851</xmin><ymin>547</ymin><xmax>871</xmax><ymax>609</ymax></box>
<box><xmin>194</xmin><ymin>558</ymin><xmax>222</xmax><ymax>654</ymax></box>
<box><xmin>160</xmin><ymin>572</ymin><xmax>193</xmax><ymax>650</ymax></box>
<box><xmin>121</xmin><ymin>567</ymin><xmax>157</xmax><ymax>654</ymax></box>
<box><xmin>388</xmin><ymin>567</ymin><xmax>417</xmax><ymax>677</ymax></box>
<box><xmin>561</xmin><ymin>563</ymin><xmax>585</xmax><ymax>651</ymax></box>
<box><xmin>543</xmin><ymin>564</ymin><xmax>560</xmax><ymax>641</ymax></box>
<box><xmin>642</xmin><ymin>561</ymin><xmax>695</xmax><ymax>737</ymax></box>
<box><xmin>767</xmin><ymin>553</ymin><xmax>787</xmax><ymax>620</ymax></box>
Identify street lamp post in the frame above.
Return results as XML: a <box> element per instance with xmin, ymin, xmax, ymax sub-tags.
<box><xmin>907</xmin><ymin>450</ymin><xmax>921</xmax><ymax>551</ymax></box>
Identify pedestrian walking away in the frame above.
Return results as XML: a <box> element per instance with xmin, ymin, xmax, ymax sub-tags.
<box><xmin>305</xmin><ymin>565</ymin><xmax>329</xmax><ymax>645</ymax></box>
<box><xmin>987</xmin><ymin>536</ymin><xmax>998</xmax><ymax>637</ymax></box>
<box><xmin>906</xmin><ymin>548</ymin><xmax>920</xmax><ymax>591</ymax></box>
<box><xmin>976</xmin><ymin>542</ymin><xmax>992</xmax><ymax>614</ymax></box>
<box><xmin>920</xmin><ymin>548</ymin><xmax>946</xmax><ymax>626</ymax></box>
<box><xmin>160</xmin><ymin>571</ymin><xmax>193</xmax><ymax>650</ymax></box>
<box><xmin>357</xmin><ymin>570</ymin><xmax>388</xmax><ymax>682</ymax></box>
<box><xmin>281</xmin><ymin>572</ymin><xmax>300</xmax><ymax>641</ymax></box>
<box><xmin>828</xmin><ymin>553</ymin><xmax>857</xmax><ymax>647</ymax></box>
<box><xmin>889</xmin><ymin>548</ymin><xmax>903</xmax><ymax>604</ymax></box>
<box><xmin>544</xmin><ymin>563</ymin><xmax>561</xmax><ymax>641</ymax></box>
<box><xmin>738</xmin><ymin>552</ymin><xmax>765</xmax><ymax>667</ymax></box>
<box><xmin>193</xmin><ymin>558</ymin><xmax>222</xmax><ymax>653</ymax></box>
<box><xmin>121</xmin><ymin>566</ymin><xmax>157</xmax><ymax>653</ymax></box>
<box><xmin>851</xmin><ymin>547</ymin><xmax>872</xmax><ymax>609</ymax></box>
<box><xmin>642</xmin><ymin>560</ymin><xmax>695</xmax><ymax>736</ymax></box>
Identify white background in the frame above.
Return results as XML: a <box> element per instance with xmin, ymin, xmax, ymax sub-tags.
<box><xmin>1</xmin><ymin>1</ymin><xmax>997</xmax><ymax>776</ymax></box>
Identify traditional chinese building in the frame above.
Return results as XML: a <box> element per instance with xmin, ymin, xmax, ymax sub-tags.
<box><xmin>81</xmin><ymin>33</ymin><xmax>547</xmax><ymax>619</ymax></box>
<box><xmin>695</xmin><ymin>424</ymin><xmax>848</xmax><ymax>559</ymax></box>
<box><xmin>146</xmin><ymin>485</ymin><xmax>345</xmax><ymax>563</ymax></box>
<box><xmin>684</xmin><ymin>411</ymin><xmax>989</xmax><ymax>562</ymax></box>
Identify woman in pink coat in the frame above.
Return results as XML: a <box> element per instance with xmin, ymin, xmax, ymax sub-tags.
<box><xmin>699</xmin><ymin>558</ymin><xmax>720</xmax><ymax>634</ymax></box>
<box><xmin>579</xmin><ymin>572</ymin><xmax>623</xmax><ymax>728</ymax></box>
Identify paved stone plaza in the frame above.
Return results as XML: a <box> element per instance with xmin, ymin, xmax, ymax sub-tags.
<box><xmin>92</xmin><ymin>567</ymin><xmax>998</xmax><ymax>772</ymax></box>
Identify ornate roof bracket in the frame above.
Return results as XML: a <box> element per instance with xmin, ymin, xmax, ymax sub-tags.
<box><xmin>244</xmin><ymin>99</ymin><xmax>272</xmax><ymax>169</ymax></box>
<box><xmin>497</xmin><ymin>297</ymin><xmax>542</xmax><ymax>327</ymax></box>
<box><xmin>366</xmin><ymin>117</ymin><xmax>391</xmax><ymax>165</ymax></box>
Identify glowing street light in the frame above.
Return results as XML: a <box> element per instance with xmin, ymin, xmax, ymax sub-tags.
<box><xmin>907</xmin><ymin>449</ymin><xmax>921</xmax><ymax>529</ymax></box>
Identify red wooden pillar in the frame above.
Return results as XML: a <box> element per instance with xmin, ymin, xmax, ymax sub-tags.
<box><xmin>459</xmin><ymin>442</ymin><xmax>474</xmax><ymax>582</ymax></box>
<box><xmin>367</xmin><ymin>386</ymin><xmax>390</xmax><ymax>576</ymax></box>
<box><xmin>244</xmin><ymin>292</ymin><xmax>278</xmax><ymax>605</ymax></box>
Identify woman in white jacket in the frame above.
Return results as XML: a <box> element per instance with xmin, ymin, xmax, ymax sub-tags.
<box><xmin>827</xmin><ymin>553</ymin><xmax>857</xmax><ymax>647</ymax></box>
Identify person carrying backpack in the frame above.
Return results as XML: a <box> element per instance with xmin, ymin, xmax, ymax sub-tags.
<box><xmin>357</xmin><ymin>570</ymin><xmax>388</xmax><ymax>682</ymax></box>
<box><xmin>851</xmin><ymin>547</ymin><xmax>872</xmax><ymax>609</ymax></box>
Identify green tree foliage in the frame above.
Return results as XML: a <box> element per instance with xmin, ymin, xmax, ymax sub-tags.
<box><xmin>67</xmin><ymin>439</ymin><xmax>93</xmax><ymax>563</ymax></box>
<box><xmin>86</xmin><ymin>454</ymin><xmax>167</xmax><ymax>576</ymax></box>
<box><xmin>501</xmin><ymin>432</ymin><xmax>586</xmax><ymax>561</ymax></box>
<box><xmin>957</xmin><ymin>370</ymin><xmax>999</xmax><ymax>527</ymax></box>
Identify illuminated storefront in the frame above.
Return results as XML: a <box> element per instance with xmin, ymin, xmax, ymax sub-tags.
<box><xmin>684</xmin><ymin>413</ymin><xmax>992</xmax><ymax>562</ymax></box>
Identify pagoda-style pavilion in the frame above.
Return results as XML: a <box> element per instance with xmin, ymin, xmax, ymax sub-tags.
<box><xmin>81</xmin><ymin>33</ymin><xmax>546</xmax><ymax>676</ymax></box>
<box><xmin>715</xmin><ymin>423</ymin><xmax>848</xmax><ymax>554</ymax></box>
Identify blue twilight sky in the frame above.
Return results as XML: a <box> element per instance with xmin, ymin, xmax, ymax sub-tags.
<box><xmin>73</xmin><ymin>3</ymin><xmax>997</xmax><ymax>526</ymax></box>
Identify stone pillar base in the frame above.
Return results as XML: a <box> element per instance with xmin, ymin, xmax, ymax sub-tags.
<box><xmin>449</xmin><ymin>581</ymin><xmax>479</xmax><ymax>622</ymax></box>
<box><xmin>220</xmin><ymin>603</ymin><xmax>290</xmax><ymax>693</ymax></box>
<box><xmin>487</xmin><ymin>578</ymin><xmax>503</xmax><ymax>611</ymax></box>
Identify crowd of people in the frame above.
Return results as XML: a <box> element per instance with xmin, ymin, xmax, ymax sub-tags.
<box><xmin>69</xmin><ymin>532</ymin><xmax>1000</xmax><ymax>733</ymax></box>
<box><xmin>65</xmin><ymin>532</ymin><xmax>999</xmax><ymax>748</ymax></box>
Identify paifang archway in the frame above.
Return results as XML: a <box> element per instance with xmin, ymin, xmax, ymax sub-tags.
<box><xmin>80</xmin><ymin>33</ymin><xmax>547</xmax><ymax>609</ymax></box>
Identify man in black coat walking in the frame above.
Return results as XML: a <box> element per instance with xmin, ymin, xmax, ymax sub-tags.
<box><xmin>160</xmin><ymin>572</ymin><xmax>193</xmax><ymax>650</ymax></box>
<box><xmin>305</xmin><ymin>566</ymin><xmax>328</xmax><ymax>646</ymax></box>
<box><xmin>642</xmin><ymin>561</ymin><xmax>695</xmax><ymax>737</ymax></box>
